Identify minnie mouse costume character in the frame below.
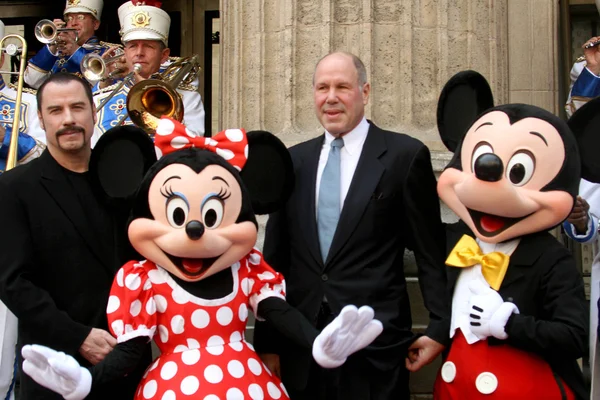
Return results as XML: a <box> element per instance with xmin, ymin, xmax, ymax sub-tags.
<box><xmin>434</xmin><ymin>71</ymin><xmax>600</xmax><ymax>400</ymax></box>
<box><xmin>19</xmin><ymin>117</ymin><xmax>383</xmax><ymax>400</ymax></box>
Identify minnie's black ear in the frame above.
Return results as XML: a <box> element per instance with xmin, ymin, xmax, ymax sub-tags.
<box><xmin>568</xmin><ymin>97</ymin><xmax>600</xmax><ymax>183</ymax></box>
<box><xmin>437</xmin><ymin>70</ymin><xmax>495</xmax><ymax>152</ymax></box>
<box><xmin>89</xmin><ymin>125</ymin><xmax>157</xmax><ymax>207</ymax></box>
<box><xmin>239</xmin><ymin>131</ymin><xmax>294</xmax><ymax>215</ymax></box>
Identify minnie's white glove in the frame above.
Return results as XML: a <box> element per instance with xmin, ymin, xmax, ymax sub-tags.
<box><xmin>22</xmin><ymin>344</ymin><xmax>92</xmax><ymax>400</ymax></box>
<box><xmin>468</xmin><ymin>280</ymin><xmax>519</xmax><ymax>340</ymax></box>
<box><xmin>312</xmin><ymin>305</ymin><xmax>383</xmax><ymax>368</ymax></box>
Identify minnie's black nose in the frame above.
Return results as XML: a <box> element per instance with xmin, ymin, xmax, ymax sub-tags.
<box><xmin>474</xmin><ymin>153</ymin><xmax>504</xmax><ymax>182</ymax></box>
<box><xmin>185</xmin><ymin>220</ymin><xmax>205</xmax><ymax>240</ymax></box>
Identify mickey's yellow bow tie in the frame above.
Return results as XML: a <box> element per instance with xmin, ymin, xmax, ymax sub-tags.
<box><xmin>445</xmin><ymin>235</ymin><xmax>510</xmax><ymax>291</ymax></box>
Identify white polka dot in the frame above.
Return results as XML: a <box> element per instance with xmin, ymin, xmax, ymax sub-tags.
<box><xmin>191</xmin><ymin>309</ymin><xmax>210</xmax><ymax>328</ymax></box>
<box><xmin>248</xmin><ymin>383</ymin><xmax>264</xmax><ymax>400</ymax></box>
<box><xmin>267</xmin><ymin>382</ymin><xmax>281</xmax><ymax>399</ymax></box>
<box><xmin>217</xmin><ymin>307</ymin><xmax>234</xmax><ymax>326</ymax></box>
<box><xmin>182</xmin><ymin>349</ymin><xmax>201</xmax><ymax>365</ymax></box>
<box><xmin>249</xmin><ymin>253</ymin><xmax>261</xmax><ymax>265</ymax></box>
<box><xmin>280</xmin><ymin>383</ymin><xmax>288</xmax><ymax>398</ymax></box>
<box><xmin>244</xmin><ymin>144</ymin><xmax>249</xmax><ymax>159</ymax></box>
<box><xmin>161</xmin><ymin>390</ymin><xmax>176</xmax><ymax>400</ymax></box>
<box><xmin>160</xmin><ymin>361</ymin><xmax>178</xmax><ymax>380</ymax></box>
<box><xmin>156</xmin><ymin>118</ymin><xmax>175</xmax><ymax>136</ymax></box>
<box><xmin>154</xmin><ymin>295</ymin><xmax>168</xmax><ymax>313</ymax></box>
<box><xmin>111</xmin><ymin>319</ymin><xmax>124</xmax><ymax>336</ymax></box>
<box><xmin>216</xmin><ymin>148</ymin><xmax>234</xmax><ymax>160</ymax></box>
<box><xmin>230</xmin><ymin>331</ymin><xmax>242</xmax><ymax>342</ymax></box>
<box><xmin>239</xmin><ymin>303</ymin><xmax>248</xmax><ymax>322</ymax></box>
<box><xmin>206</xmin><ymin>335</ymin><xmax>225</xmax><ymax>356</ymax></box>
<box><xmin>125</xmin><ymin>273</ymin><xmax>141</xmax><ymax>290</ymax></box>
<box><xmin>146</xmin><ymin>299</ymin><xmax>156</xmax><ymax>315</ymax></box>
<box><xmin>206</xmin><ymin>138</ymin><xmax>218</xmax><ymax>147</ymax></box>
<box><xmin>143</xmin><ymin>280</ymin><xmax>152</xmax><ymax>291</ymax></box>
<box><xmin>148</xmin><ymin>269</ymin><xmax>167</xmax><ymax>284</ymax></box>
<box><xmin>158</xmin><ymin>325</ymin><xmax>169</xmax><ymax>343</ymax></box>
<box><xmin>225</xmin><ymin>129</ymin><xmax>244</xmax><ymax>142</ymax></box>
<box><xmin>148</xmin><ymin>359</ymin><xmax>160</xmax><ymax>372</ymax></box>
<box><xmin>234</xmin><ymin>165</ymin><xmax>241</xmax><ymax>171</ymax></box>
<box><xmin>247</xmin><ymin>358</ymin><xmax>262</xmax><ymax>376</ymax></box>
<box><xmin>143</xmin><ymin>380</ymin><xmax>157</xmax><ymax>399</ymax></box>
<box><xmin>171</xmin><ymin>136</ymin><xmax>190</xmax><ymax>149</ymax></box>
<box><xmin>180</xmin><ymin>376</ymin><xmax>200</xmax><ymax>396</ymax></box>
<box><xmin>204</xmin><ymin>364</ymin><xmax>223</xmax><ymax>384</ymax></box>
<box><xmin>154</xmin><ymin>146</ymin><xmax>163</xmax><ymax>159</ymax></box>
<box><xmin>125</xmin><ymin>324</ymin><xmax>134</xmax><ymax>334</ymax></box>
<box><xmin>246</xmin><ymin>341</ymin><xmax>255</xmax><ymax>351</ymax></box>
<box><xmin>229</xmin><ymin>341</ymin><xmax>244</xmax><ymax>352</ymax></box>
<box><xmin>106</xmin><ymin>296</ymin><xmax>120</xmax><ymax>314</ymax></box>
<box><xmin>116</xmin><ymin>268</ymin><xmax>124</xmax><ymax>287</ymax></box>
<box><xmin>241</xmin><ymin>278</ymin><xmax>250</xmax><ymax>296</ymax></box>
<box><xmin>186</xmin><ymin>338</ymin><xmax>200</xmax><ymax>349</ymax></box>
<box><xmin>130</xmin><ymin>300</ymin><xmax>142</xmax><ymax>317</ymax></box>
<box><xmin>185</xmin><ymin>127</ymin><xmax>196</xmax><ymax>138</ymax></box>
<box><xmin>227</xmin><ymin>360</ymin><xmax>245</xmax><ymax>378</ymax></box>
<box><xmin>171</xmin><ymin>315</ymin><xmax>185</xmax><ymax>334</ymax></box>
<box><xmin>172</xmin><ymin>286</ymin><xmax>190</xmax><ymax>305</ymax></box>
<box><xmin>226</xmin><ymin>388</ymin><xmax>244</xmax><ymax>400</ymax></box>
<box><xmin>204</xmin><ymin>396</ymin><xmax>220</xmax><ymax>400</ymax></box>
<box><xmin>257</xmin><ymin>271</ymin><xmax>275</xmax><ymax>281</ymax></box>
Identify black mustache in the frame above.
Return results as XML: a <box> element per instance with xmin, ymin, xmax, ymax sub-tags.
<box><xmin>56</xmin><ymin>126</ymin><xmax>85</xmax><ymax>136</ymax></box>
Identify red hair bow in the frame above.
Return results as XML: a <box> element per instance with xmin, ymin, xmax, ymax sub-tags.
<box><xmin>132</xmin><ymin>0</ymin><xmax>163</xmax><ymax>7</ymax></box>
<box><xmin>154</xmin><ymin>117</ymin><xmax>249</xmax><ymax>171</ymax></box>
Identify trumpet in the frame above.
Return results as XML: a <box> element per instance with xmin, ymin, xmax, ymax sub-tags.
<box><xmin>81</xmin><ymin>52</ymin><xmax>126</xmax><ymax>82</ymax></box>
<box><xmin>35</xmin><ymin>19</ymin><xmax>78</xmax><ymax>46</ymax></box>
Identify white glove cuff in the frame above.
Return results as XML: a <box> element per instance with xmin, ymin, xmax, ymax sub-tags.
<box><xmin>490</xmin><ymin>302</ymin><xmax>519</xmax><ymax>340</ymax></box>
<box><xmin>63</xmin><ymin>367</ymin><xmax>92</xmax><ymax>400</ymax></box>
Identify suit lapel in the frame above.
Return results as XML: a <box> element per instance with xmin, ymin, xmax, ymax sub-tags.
<box><xmin>296</xmin><ymin>137</ymin><xmax>326</xmax><ymax>268</ymax></box>
<box><xmin>325</xmin><ymin>123</ymin><xmax>386</xmax><ymax>267</ymax></box>
<box><xmin>39</xmin><ymin>150</ymin><xmax>111</xmax><ymax>270</ymax></box>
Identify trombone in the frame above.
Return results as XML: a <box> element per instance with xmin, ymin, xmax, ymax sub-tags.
<box><xmin>0</xmin><ymin>34</ymin><xmax>27</xmax><ymax>171</ymax></box>
<box><xmin>35</xmin><ymin>19</ymin><xmax>78</xmax><ymax>46</ymax></box>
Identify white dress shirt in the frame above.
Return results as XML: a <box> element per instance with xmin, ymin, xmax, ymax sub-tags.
<box><xmin>450</xmin><ymin>237</ymin><xmax>520</xmax><ymax>344</ymax></box>
<box><xmin>315</xmin><ymin>117</ymin><xmax>369</xmax><ymax>212</ymax></box>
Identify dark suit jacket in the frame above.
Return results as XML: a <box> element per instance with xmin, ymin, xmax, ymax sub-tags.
<box><xmin>254</xmin><ymin>122</ymin><xmax>450</xmax><ymax>390</ymax></box>
<box><xmin>445</xmin><ymin>221</ymin><xmax>589</xmax><ymax>400</ymax></box>
<box><xmin>0</xmin><ymin>150</ymin><xmax>149</xmax><ymax>399</ymax></box>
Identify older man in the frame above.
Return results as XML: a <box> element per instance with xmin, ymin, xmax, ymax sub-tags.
<box><xmin>92</xmin><ymin>0</ymin><xmax>205</xmax><ymax>139</ymax></box>
<box><xmin>24</xmin><ymin>0</ymin><xmax>110</xmax><ymax>89</ymax></box>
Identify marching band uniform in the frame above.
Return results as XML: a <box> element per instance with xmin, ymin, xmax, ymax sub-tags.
<box><xmin>91</xmin><ymin>0</ymin><xmax>205</xmax><ymax>142</ymax></box>
<box><xmin>24</xmin><ymin>0</ymin><xmax>109</xmax><ymax>89</ymax></box>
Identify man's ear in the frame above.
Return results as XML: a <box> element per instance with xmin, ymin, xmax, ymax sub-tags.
<box><xmin>239</xmin><ymin>131</ymin><xmax>294</xmax><ymax>215</ymax></box>
<box><xmin>37</xmin><ymin>111</ymin><xmax>44</xmax><ymax>130</ymax></box>
<box><xmin>437</xmin><ymin>70</ymin><xmax>494</xmax><ymax>152</ymax></box>
<box><xmin>93</xmin><ymin>19</ymin><xmax>100</xmax><ymax>31</ymax></box>
<box><xmin>161</xmin><ymin>47</ymin><xmax>170</xmax><ymax>64</ymax></box>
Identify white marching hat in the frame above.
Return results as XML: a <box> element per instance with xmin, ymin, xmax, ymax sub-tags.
<box><xmin>0</xmin><ymin>20</ymin><xmax>4</xmax><ymax>40</ymax></box>
<box><xmin>64</xmin><ymin>0</ymin><xmax>103</xmax><ymax>22</ymax></box>
<box><xmin>118</xmin><ymin>1</ymin><xmax>170</xmax><ymax>46</ymax></box>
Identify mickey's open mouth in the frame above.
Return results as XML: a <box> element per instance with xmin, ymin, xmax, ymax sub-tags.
<box><xmin>467</xmin><ymin>209</ymin><xmax>528</xmax><ymax>237</ymax></box>
<box><xmin>165</xmin><ymin>253</ymin><xmax>220</xmax><ymax>279</ymax></box>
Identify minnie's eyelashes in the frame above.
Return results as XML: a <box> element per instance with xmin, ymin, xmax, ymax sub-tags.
<box><xmin>160</xmin><ymin>185</ymin><xmax>176</xmax><ymax>199</ymax></box>
<box><xmin>217</xmin><ymin>186</ymin><xmax>231</xmax><ymax>201</ymax></box>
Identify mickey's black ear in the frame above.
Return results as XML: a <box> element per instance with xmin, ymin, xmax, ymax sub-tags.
<box><xmin>568</xmin><ymin>97</ymin><xmax>600</xmax><ymax>183</ymax></box>
<box><xmin>239</xmin><ymin>131</ymin><xmax>294</xmax><ymax>215</ymax></box>
<box><xmin>89</xmin><ymin>125</ymin><xmax>157</xmax><ymax>207</ymax></box>
<box><xmin>437</xmin><ymin>70</ymin><xmax>494</xmax><ymax>152</ymax></box>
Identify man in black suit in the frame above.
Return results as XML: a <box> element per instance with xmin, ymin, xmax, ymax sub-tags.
<box><xmin>0</xmin><ymin>73</ymin><xmax>149</xmax><ymax>399</ymax></box>
<box><xmin>254</xmin><ymin>52</ymin><xmax>449</xmax><ymax>399</ymax></box>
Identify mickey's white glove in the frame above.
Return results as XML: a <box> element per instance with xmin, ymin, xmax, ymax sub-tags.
<box><xmin>312</xmin><ymin>305</ymin><xmax>383</xmax><ymax>368</ymax></box>
<box><xmin>468</xmin><ymin>280</ymin><xmax>519</xmax><ymax>340</ymax></box>
<box><xmin>22</xmin><ymin>344</ymin><xmax>92</xmax><ymax>400</ymax></box>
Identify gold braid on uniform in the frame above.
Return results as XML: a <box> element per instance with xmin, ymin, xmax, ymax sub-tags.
<box><xmin>8</xmin><ymin>83</ymin><xmax>36</xmax><ymax>95</ymax></box>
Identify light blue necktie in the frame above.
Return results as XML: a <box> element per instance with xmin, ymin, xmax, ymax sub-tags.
<box><xmin>317</xmin><ymin>137</ymin><xmax>344</xmax><ymax>262</ymax></box>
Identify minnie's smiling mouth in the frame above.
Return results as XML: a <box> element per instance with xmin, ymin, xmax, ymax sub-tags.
<box><xmin>165</xmin><ymin>253</ymin><xmax>220</xmax><ymax>279</ymax></box>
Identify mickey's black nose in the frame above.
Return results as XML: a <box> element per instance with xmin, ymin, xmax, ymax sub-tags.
<box><xmin>474</xmin><ymin>153</ymin><xmax>504</xmax><ymax>182</ymax></box>
<box><xmin>185</xmin><ymin>220</ymin><xmax>205</xmax><ymax>240</ymax></box>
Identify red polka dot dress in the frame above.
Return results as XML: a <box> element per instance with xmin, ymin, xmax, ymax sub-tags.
<box><xmin>106</xmin><ymin>248</ymin><xmax>290</xmax><ymax>400</ymax></box>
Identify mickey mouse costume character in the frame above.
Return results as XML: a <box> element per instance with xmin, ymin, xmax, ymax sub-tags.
<box><xmin>19</xmin><ymin>117</ymin><xmax>383</xmax><ymax>400</ymax></box>
<box><xmin>434</xmin><ymin>71</ymin><xmax>600</xmax><ymax>400</ymax></box>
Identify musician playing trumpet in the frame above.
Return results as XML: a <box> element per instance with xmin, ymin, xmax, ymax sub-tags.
<box><xmin>92</xmin><ymin>0</ymin><xmax>205</xmax><ymax>140</ymax></box>
<box><xmin>24</xmin><ymin>0</ymin><xmax>111</xmax><ymax>89</ymax></box>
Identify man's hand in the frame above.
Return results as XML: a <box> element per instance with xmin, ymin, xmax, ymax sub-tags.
<box><xmin>258</xmin><ymin>353</ymin><xmax>281</xmax><ymax>378</ymax></box>
<box><xmin>567</xmin><ymin>195</ymin><xmax>590</xmax><ymax>235</ymax></box>
<box><xmin>78</xmin><ymin>328</ymin><xmax>116</xmax><ymax>365</ymax></box>
<box><xmin>405</xmin><ymin>335</ymin><xmax>445</xmax><ymax>372</ymax></box>
<box><xmin>584</xmin><ymin>36</ymin><xmax>600</xmax><ymax>76</ymax></box>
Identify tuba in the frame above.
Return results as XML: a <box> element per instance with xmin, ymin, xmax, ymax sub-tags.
<box><xmin>126</xmin><ymin>54</ymin><xmax>201</xmax><ymax>133</ymax></box>
<box><xmin>0</xmin><ymin>34</ymin><xmax>27</xmax><ymax>171</ymax></box>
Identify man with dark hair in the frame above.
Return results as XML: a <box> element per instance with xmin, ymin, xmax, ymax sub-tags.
<box><xmin>254</xmin><ymin>51</ymin><xmax>449</xmax><ymax>399</ymax></box>
<box><xmin>0</xmin><ymin>72</ymin><xmax>150</xmax><ymax>399</ymax></box>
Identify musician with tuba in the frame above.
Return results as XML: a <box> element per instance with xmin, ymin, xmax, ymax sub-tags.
<box><xmin>92</xmin><ymin>0</ymin><xmax>205</xmax><ymax>140</ymax></box>
<box><xmin>24</xmin><ymin>0</ymin><xmax>111</xmax><ymax>89</ymax></box>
